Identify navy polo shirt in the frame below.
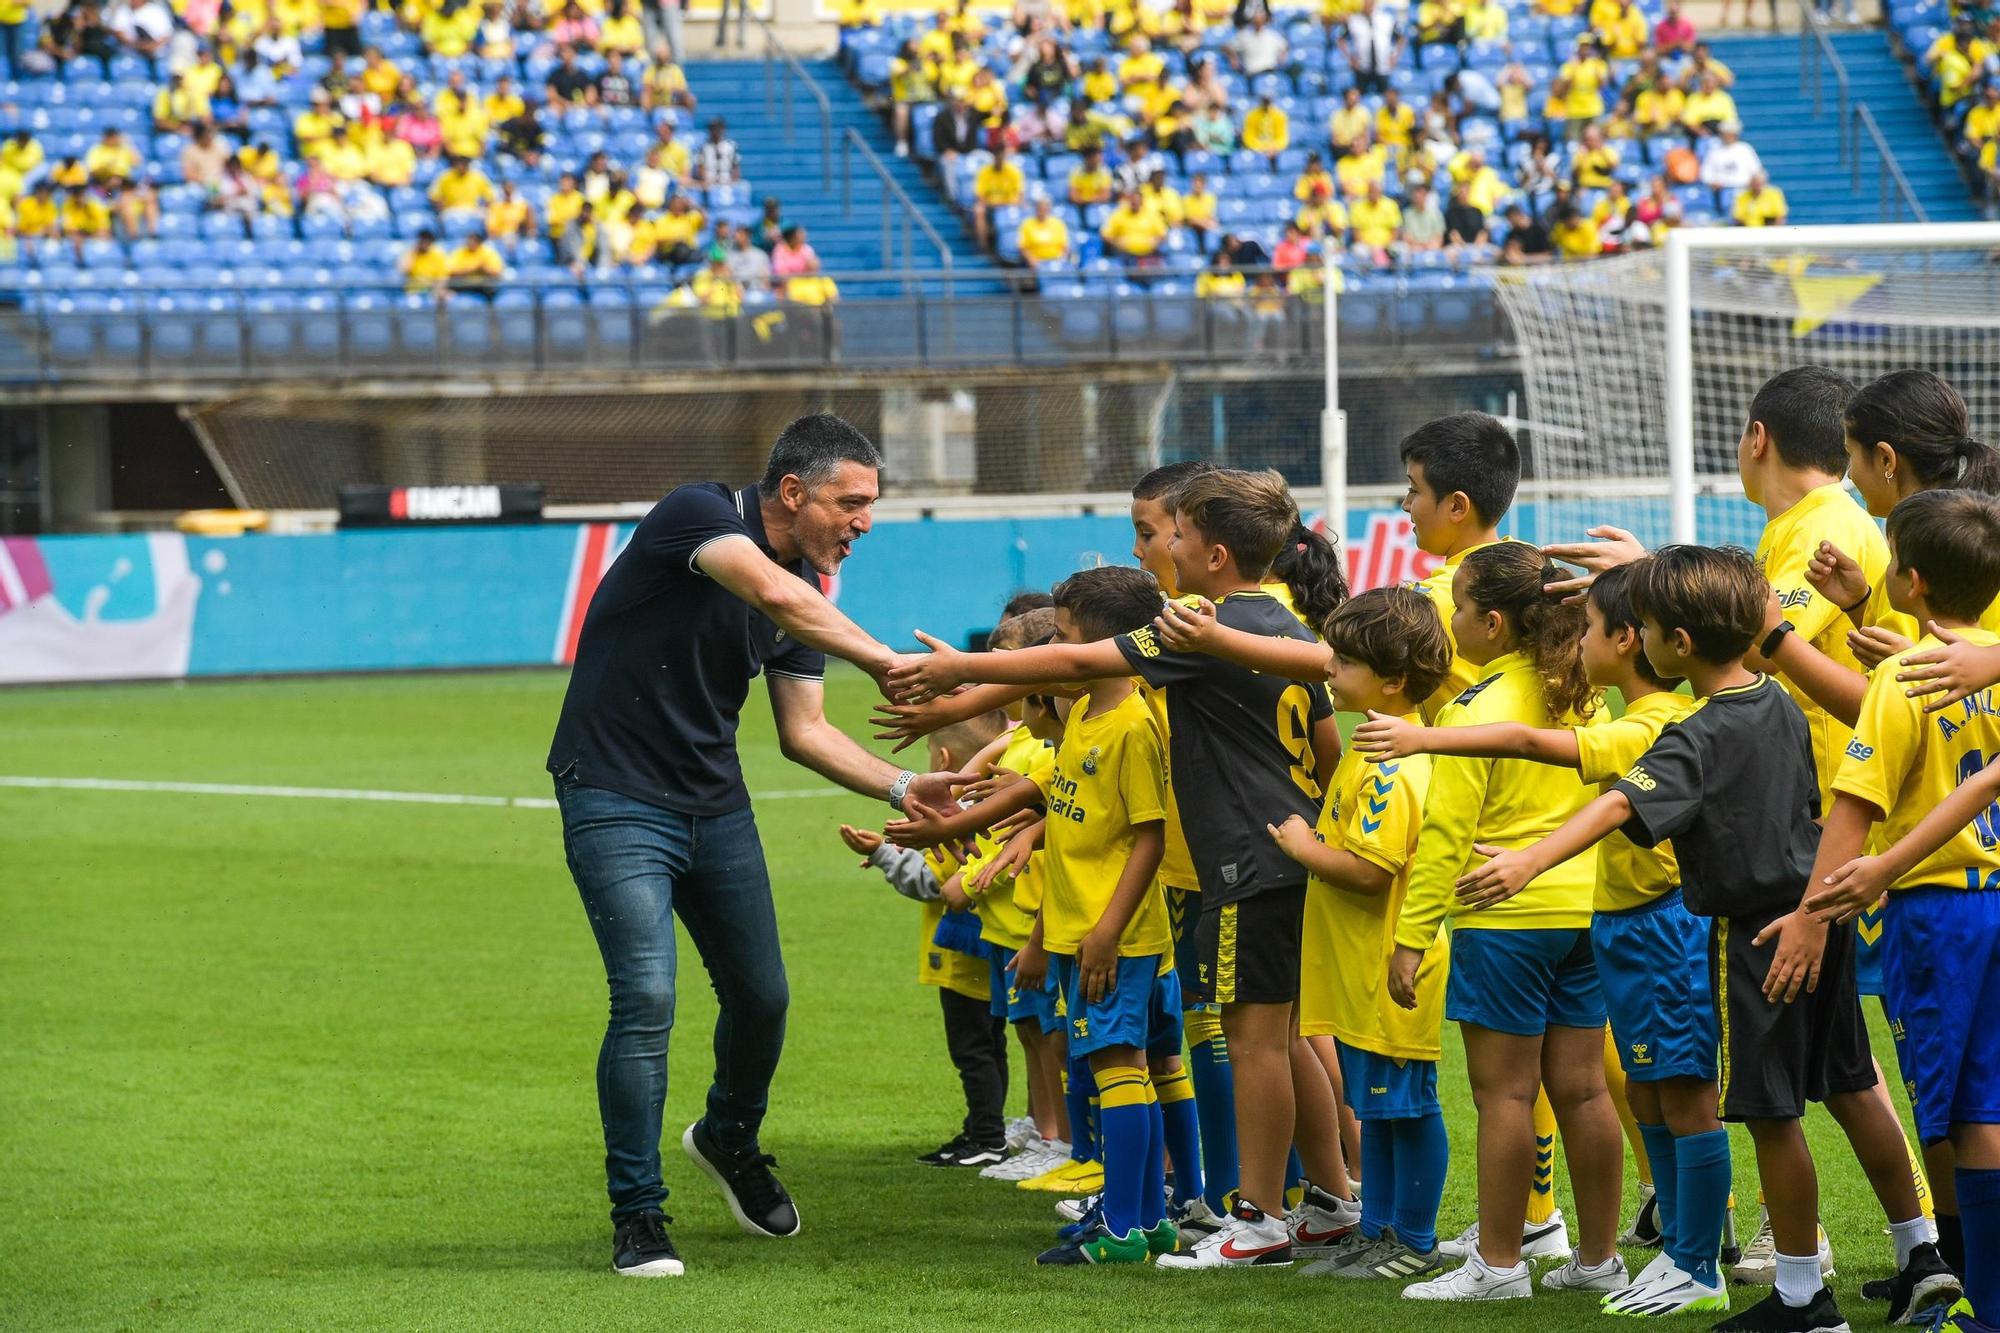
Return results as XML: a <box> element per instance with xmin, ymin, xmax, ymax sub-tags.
<box><xmin>547</xmin><ymin>482</ymin><xmax>827</xmax><ymax>816</ymax></box>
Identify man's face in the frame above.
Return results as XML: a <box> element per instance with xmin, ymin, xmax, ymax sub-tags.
<box><xmin>787</xmin><ymin>460</ymin><xmax>878</xmax><ymax>575</ymax></box>
<box><xmin>1130</xmin><ymin>496</ymin><xmax>1179</xmax><ymax>594</ymax></box>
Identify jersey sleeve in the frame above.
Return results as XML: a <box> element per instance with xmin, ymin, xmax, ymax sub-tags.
<box><xmin>1119</xmin><ymin>710</ymin><xmax>1168</xmax><ymax>826</ymax></box>
<box><xmin>1113</xmin><ymin>621</ymin><xmax>1217</xmax><ymax>688</ymax></box>
<box><xmin>1573</xmin><ymin>714</ymin><xmax>1660</xmax><ymax>786</ymax></box>
<box><xmin>1613</xmin><ymin>721</ymin><xmax>1705</xmax><ymax>848</ymax></box>
<box><xmin>1395</xmin><ymin>727</ymin><xmax>1493</xmax><ymax>951</ymax></box>
<box><xmin>638</xmin><ymin>482</ymin><xmax>750</xmax><ymax>573</ymax></box>
<box><xmin>1336</xmin><ymin>753</ymin><xmax>1422</xmax><ymax>877</ymax></box>
<box><xmin>764</xmin><ymin>596</ymin><xmax>828</xmax><ymax>680</ymax></box>
<box><xmin>1830</xmin><ymin>657</ymin><xmax>1921</xmax><ymax>821</ymax></box>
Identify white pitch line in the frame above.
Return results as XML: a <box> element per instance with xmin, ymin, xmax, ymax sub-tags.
<box><xmin>0</xmin><ymin>776</ymin><xmax>848</xmax><ymax>808</ymax></box>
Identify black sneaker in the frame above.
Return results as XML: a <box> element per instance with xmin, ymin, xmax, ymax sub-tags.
<box><xmin>1886</xmin><ymin>1243</ymin><xmax>1964</xmax><ymax>1326</ymax></box>
<box><xmin>611</xmin><ymin>1210</ymin><xmax>684</xmax><ymax>1277</ymax></box>
<box><xmin>916</xmin><ymin>1136</ymin><xmax>1008</xmax><ymax>1168</ymax></box>
<box><xmin>916</xmin><ymin>1135</ymin><xmax>971</xmax><ymax>1167</ymax></box>
<box><xmin>1712</xmin><ymin>1287</ymin><xmax>1851</xmax><ymax>1333</ymax></box>
<box><xmin>682</xmin><ymin>1119</ymin><xmax>801</xmax><ymax>1238</ymax></box>
<box><xmin>1865</xmin><ymin>1279</ymin><xmax>1895</xmax><ymax>1301</ymax></box>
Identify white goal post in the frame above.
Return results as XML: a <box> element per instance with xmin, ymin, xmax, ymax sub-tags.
<box><xmin>1486</xmin><ymin>222</ymin><xmax>2000</xmax><ymax>554</ymax></box>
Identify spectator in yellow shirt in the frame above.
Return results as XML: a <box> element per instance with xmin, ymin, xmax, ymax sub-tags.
<box><xmin>84</xmin><ymin>129</ymin><xmax>137</xmax><ymax>184</ymax></box>
<box><xmin>1559</xmin><ymin>39</ymin><xmax>1611</xmax><ymax>127</ymax></box>
<box><xmin>1242</xmin><ymin>94</ymin><xmax>1289</xmax><ymax>160</ymax></box>
<box><xmin>1569</xmin><ymin>122</ymin><xmax>1619</xmax><ymax>190</ymax></box>
<box><xmin>1550</xmin><ymin>204</ymin><xmax>1601</xmax><ymax>258</ymax></box>
<box><xmin>1961</xmin><ymin>81</ymin><xmax>2000</xmax><ymax>161</ymax></box>
<box><xmin>1139</xmin><ymin>169</ymin><xmax>1184</xmax><ymax>227</ymax></box>
<box><xmin>1463</xmin><ymin>0</ymin><xmax>1507</xmax><ymax>41</ymax></box>
<box><xmin>1680</xmin><ymin>72</ymin><xmax>1737</xmax><ymax>136</ymax></box>
<box><xmin>1447</xmin><ymin>146</ymin><xmax>1507</xmax><ymax>216</ymax></box>
<box><xmin>1068</xmin><ymin>146</ymin><xmax>1115</xmax><ymax>205</ymax></box>
<box><xmin>1732</xmin><ymin>172</ymin><xmax>1787</xmax><ymax>227</ymax></box>
<box><xmin>60</xmin><ymin>186</ymin><xmax>110</xmax><ymax>241</ymax></box>
<box><xmin>486</xmin><ymin>182</ymin><xmax>535</xmax><ymax>243</ymax></box>
<box><xmin>366</xmin><ymin>131</ymin><xmax>417</xmax><ymax>187</ymax></box>
<box><xmin>360</xmin><ymin>46</ymin><xmax>403</xmax><ymax>101</ymax></box>
<box><xmin>1182</xmin><ymin>172</ymin><xmax>1219</xmax><ymax>245</ymax></box>
<box><xmin>1118</xmin><ymin>34</ymin><xmax>1166</xmax><ymax>93</ymax></box>
<box><xmin>1329</xmin><ymin>86</ymin><xmax>1369</xmax><ymax>157</ymax></box>
<box><xmin>1295</xmin><ymin>193</ymin><xmax>1349</xmax><ymax>241</ymax></box>
<box><xmin>1081</xmin><ymin>56</ymin><xmax>1119</xmax><ymax>106</ymax></box>
<box><xmin>1293</xmin><ymin>150</ymin><xmax>1336</xmax><ymax>203</ymax></box>
<box><xmin>430</xmin><ymin>157</ymin><xmax>495</xmax><ymax>214</ymax></box>
<box><xmin>321</xmin><ymin>0</ymin><xmax>363</xmax><ymax>58</ymax></box>
<box><xmin>1348</xmin><ymin>178</ymin><xmax>1401</xmax><ymax>259</ymax></box>
<box><xmin>545</xmin><ymin>173</ymin><xmax>585</xmax><ymax>238</ymax></box>
<box><xmin>599</xmin><ymin>0</ymin><xmax>645</xmax><ymax>53</ymax></box>
<box><xmin>0</xmin><ymin>131</ymin><xmax>42</xmax><ymax>187</ymax></box>
<box><xmin>646</xmin><ymin>193</ymin><xmax>706</xmax><ymax>265</ymax></box>
<box><xmin>646</xmin><ymin>48</ymin><xmax>698</xmax><ymax>115</ymax></box>
<box><xmin>688</xmin><ymin>253</ymin><xmax>742</xmax><ymax>319</ymax></box>
<box><xmin>1593</xmin><ymin>0</ymin><xmax>1647</xmax><ymax>58</ymax></box>
<box><xmin>1017</xmin><ymin>194</ymin><xmax>1071</xmax><ymax>271</ymax></box>
<box><xmin>834</xmin><ymin>0</ymin><xmax>883</xmax><ymax>29</ymax></box>
<box><xmin>972</xmin><ymin>143</ymin><xmax>1026</xmax><ymax>250</ymax></box>
<box><xmin>1100</xmin><ymin>188</ymin><xmax>1167</xmax><ymax>259</ymax></box>
<box><xmin>784</xmin><ymin>259</ymin><xmax>840</xmax><ymax>307</ymax></box>
<box><xmin>293</xmin><ymin>90</ymin><xmax>342</xmax><ymax>158</ymax></box>
<box><xmin>1635</xmin><ymin>79</ymin><xmax>1685</xmax><ymax>134</ymax></box>
<box><xmin>15</xmin><ymin>181</ymin><xmax>56</xmax><ymax>239</ymax></box>
<box><xmin>1335</xmin><ymin>131</ymin><xmax>1387</xmax><ymax>196</ymax></box>
<box><xmin>1195</xmin><ymin>248</ymin><xmax>1247</xmax><ymax>299</ymax></box>
<box><xmin>1374</xmin><ymin>87</ymin><xmax>1415</xmax><ymax>151</ymax></box>
<box><xmin>446</xmin><ymin>229</ymin><xmax>505</xmax><ymax>298</ymax></box>
<box><xmin>435</xmin><ymin>73</ymin><xmax>490</xmax><ymax>159</ymax></box>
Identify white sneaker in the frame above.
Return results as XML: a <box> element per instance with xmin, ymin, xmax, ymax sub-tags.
<box><xmin>981</xmin><ymin>1140</ymin><xmax>1067</xmax><ymax>1181</ymax></box>
<box><xmin>1605</xmin><ymin>1251</ymin><xmax>1678</xmax><ymax>1304</ymax></box>
<box><xmin>1439</xmin><ymin>1210</ymin><xmax>1571</xmax><ymax>1262</ymax></box>
<box><xmin>893</xmin><ymin>140</ymin><xmax>909</xmax><ymax>158</ymax></box>
<box><xmin>1004</xmin><ymin>1117</ymin><xmax>1040</xmax><ymax>1151</ymax></box>
<box><xmin>1606</xmin><ymin>1262</ymin><xmax>1732</xmax><ymax>1316</ymax></box>
<box><xmin>1287</xmin><ymin>1182</ymin><xmax>1362</xmax><ymax>1257</ymax></box>
<box><xmin>1155</xmin><ymin>1202</ymin><xmax>1292</xmax><ymax>1269</ymax></box>
<box><xmin>1541</xmin><ymin>1253</ymin><xmax>1629</xmax><ymax>1292</ymax></box>
<box><xmin>1621</xmin><ymin>1181</ymin><xmax>1664</xmax><ymax>1247</ymax></box>
<box><xmin>1403</xmin><ymin>1248</ymin><xmax>1533</xmax><ymax>1301</ymax></box>
<box><xmin>1730</xmin><ymin>1207</ymin><xmax>1835</xmax><ymax>1284</ymax></box>
<box><xmin>1055</xmin><ymin>1192</ymin><xmax>1098</xmax><ymax>1224</ymax></box>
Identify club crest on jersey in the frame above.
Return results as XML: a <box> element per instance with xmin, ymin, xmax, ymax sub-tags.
<box><xmin>1081</xmin><ymin>746</ymin><xmax>1101</xmax><ymax>776</ymax></box>
<box><xmin>1220</xmin><ymin>863</ymin><xmax>1239</xmax><ymax>887</ymax></box>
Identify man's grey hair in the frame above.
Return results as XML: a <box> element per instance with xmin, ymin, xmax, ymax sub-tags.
<box><xmin>759</xmin><ymin>414</ymin><xmax>884</xmax><ymax>496</ymax></box>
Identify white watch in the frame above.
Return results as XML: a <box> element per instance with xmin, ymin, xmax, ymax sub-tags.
<box><xmin>887</xmin><ymin>770</ymin><xmax>917</xmax><ymax>812</ymax></box>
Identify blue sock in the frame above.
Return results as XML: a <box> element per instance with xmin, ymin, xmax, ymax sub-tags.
<box><xmin>1637</xmin><ymin>1122</ymin><xmax>1680</xmax><ymax>1259</ymax></box>
<box><xmin>1390</xmin><ymin>1110</ymin><xmax>1449</xmax><ymax>1254</ymax></box>
<box><xmin>1065</xmin><ymin>1057</ymin><xmax>1097</xmax><ymax>1163</ymax></box>
<box><xmin>1145</xmin><ymin>1094</ymin><xmax>1167</xmax><ymax>1228</ymax></box>
<box><xmin>1185</xmin><ymin>1024</ymin><xmax>1238</xmax><ymax>1212</ymax></box>
<box><xmin>1286</xmin><ymin>1145</ymin><xmax>1304</xmax><ymax>1196</ymax></box>
<box><xmin>1674</xmin><ymin>1128</ymin><xmax>1733</xmax><ymax>1289</ymax></box>
<box><xmin>1359</xmin><ymin>1120</ymin><xmax>1394</xmax><ymax>1241</ymax></box>
<box><xmin>1096</xmin><ymin>1066</ymin><xmax>1152</xmax><ymax>1239</ymax></box>
<box><xmin>1957</xmin><ymin>1166</ymin><xmax>2000</xmax><ymax>1314</ymax></box>
<box><xmin>1155</xmin><ymin>1066</ymin><xmax>1203</xmax><ymax>1208</ymax></box>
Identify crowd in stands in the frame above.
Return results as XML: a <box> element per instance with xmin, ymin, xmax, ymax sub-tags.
<box><xmin>1916</xmin><ymin>10</ymin><xmax>2000</xmax><ymax>208</ymax></box>
<box><xmin>840</xmin><ymin>0</ymin><xmax>1794</xmax><ymax>291</ymax></box>
<box><xmin>0</xmin><ymin>0</ymin><xmax>844</xmax><ymax>312</ymax></box>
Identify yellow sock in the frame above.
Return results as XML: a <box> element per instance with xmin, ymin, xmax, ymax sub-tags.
<box><xmin>1156</xmin><ymin>1068</ymin><xmax>1194</xmax><ymax>1105</ymax></box>
<box><xmin>1184</xmin><ymin>1007</ymin><xmax>1223</xmax><ymax>1049</ymax></box>
<box><xmin>1528</xmin><ymin>1088</ymin><xmax>1559</xmax><ymax>1225</ymax></box>
<box><xmin>1603</xmin><ymin>1028</ymin><xmax>1650</xmax><ymax>1187</ymax></box>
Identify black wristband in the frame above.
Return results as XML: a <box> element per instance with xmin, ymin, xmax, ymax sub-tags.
<box><xmin>1839</xmin><ymin>586</ymin><xmax>1872</xmax><ymax>616</ymax></box>
<box><xmin>1761</xmin><ymin>619</ymin><xmax>1795</xmax><ymax>660</ymax></box>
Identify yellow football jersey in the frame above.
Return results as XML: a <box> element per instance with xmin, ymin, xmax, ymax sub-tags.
<box><xmin>1034</xmin><ymin>691</ymin><xmax>1170</xmax><ymax>957</ymax></box>
<box><xmin>1397</xmin><ymin>651</ymin><xmax>1601</xmax><ymax>948</ymax></box>
<box><xmin>1300</xmin><ymin>728</ymin><xmax>1446</xmax><ymax>1059</ymax></box>
<box><xmin>1756</xmin><ymin>483</ymin><xmax>1889</xmax><ymax>810</ymax></box>
<box><xmin>1573</xmin><ymin>690</ymin><xmax>1697</xmax><ymax>911</ymax></box>
<box><xmin>1834</xmin><ymin>629</ymin><xmax>2000</xmax><ymax>892</ymax></box>
<box><xmin>960</xmin><ymin>724</ymin><xmax>1049</xmax><ymax>951</ymax></box>
<box><xmin>917</xmin><ymin>845</ymin><xmax>991</xmax><ymax>1000</ymax></box>
<box><xmin>1414</xmin><ymin>537</ymin><xmax>1513</xmax><ymax>722</ymax></box>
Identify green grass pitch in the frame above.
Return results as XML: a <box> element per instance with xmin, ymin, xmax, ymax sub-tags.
<box><xmin>0</xmin><ymin>667</ymin><xmax>1928</xmax><ymax>1330</ymax></box>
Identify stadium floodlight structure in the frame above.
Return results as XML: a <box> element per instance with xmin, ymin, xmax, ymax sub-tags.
<box><xmin>1484</xmin><ymin>222</ymin><xmax>2000</xmax><ymax>553</ymax></box>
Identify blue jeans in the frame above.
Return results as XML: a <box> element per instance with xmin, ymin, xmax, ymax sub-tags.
<box><xmin>556</xmin><ymin>773</ymin><xmax>789</xmax><ymax>1221</ymax></box>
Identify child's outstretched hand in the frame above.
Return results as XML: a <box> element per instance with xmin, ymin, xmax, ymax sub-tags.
<box><xmin>837</xmin><ymin>823</ymin><xmax>884</xmax><ymax>866</ymax></box>
<box><xmin>971</xmin><ymin>818</ymin><xmax>1043</xmax><ymax>891</ymax></box>
<box><xmin>1387</xmin><ymin>944</ymin><xmax>1424</xmax><ymax>1010</ymax></box>
<box><xmin>1847</xmin><ymin>624</ymin><xmax>1912</xmax><ymax>672</ymax></box>
<box><xmin>1153</xmin><ymin>597</ymin><xmax>1219</xmax><ymax>652</ymax></box>
<box><xmin>1898</xmin><ymin>623</ymin><xmax>2000</xmax><ymax>711</ymax></box>
<box><xmin>1454</xmin><ymin>843</ymin><xmax>1535</xmax><ymax>910</ymax></box>
<box><xmin>1806</xmin><ymin>539</ymin><xmax>1869</xmax><ymax>615</ymax></box>
<box><xmin>870</xmin><ymin>693</ymin><xmax>962</xmax><ymax>753</ymax></box>
<box><xmin>1352</xmin><ymin>710</ymin><xmax>1425</xmax><ymax>760</ymax></box>
<box><xmin>885</xmin><ymin>630</ymin><xmax>971</xmax><ymax>703</ymax></box>
<box><xmin>1266</xmin><ymin>813</ymin><xmax>1319</xmax><ymax>864</ymax></box>
<box><xmin>939</xmin><ymin>872</ymin><xmax>974</xmax><ymax>912</ymax></box>
<box><xmin>1804</xmin><ymin>854</ymin><xmax>1892</xmax><ymax>924</ymax></box>
<box><xmin>1540</xmin><ymin>525</ymin><xmax>1645</xmax><ymax>604</ymax></box>
<box><xmin>961</xmin><ymin>764</ymin><xmax>1023</xmax><ymax>805</ymax></box>
<box><xmin>884</xmin><ymin>795</ymin><xmax>957</xmax><ymax>849</ymax></box>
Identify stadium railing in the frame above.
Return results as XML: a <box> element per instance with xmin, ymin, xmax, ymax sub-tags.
<box><xmin>1</xmin><ymin>265</ymin><xmax>1505</xmax><ymax>384</ymax></box>
<box><xmin>758</xmin><ymin>11</ymin><xmax>834</xmax><ymax>191</ymax></box>
<box><xmin>840</xmin><ymin>129</ymin><xmax>955</xmax><ymax>288</ymax></box>
<box><xmin>1797</xmin><ymin>0</ymin><xmax>1930</xmax><ymax>222</ymax></box>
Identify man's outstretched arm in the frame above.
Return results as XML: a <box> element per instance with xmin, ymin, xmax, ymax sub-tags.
<box><xmin>768</xmin><ymin>675</ymin><xmax>968</xmax><ymax>810</ymax></box>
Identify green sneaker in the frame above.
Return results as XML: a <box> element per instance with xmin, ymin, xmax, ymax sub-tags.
<box><xmin>1080</xmin><ymin>1226</ymin><xmax>1152</xmax><ymax>1265</ymax></box>
<box><xmin>1140</xmin><ymin>1218</ymin><xmax>1180</xmax><ymax>1257</ymax></box>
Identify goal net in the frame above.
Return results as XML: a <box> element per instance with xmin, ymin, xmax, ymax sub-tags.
<box><xmin>1490</xmin><ymin>224</ymin><xmax>2000</xmax><ymax>554</ymax></box>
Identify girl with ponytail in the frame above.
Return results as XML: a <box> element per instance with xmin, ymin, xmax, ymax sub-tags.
<box><xmin>1267</xmin><ymin>520</ymin><xmax>1350</xmax><ymax>635</ymax></box>
<box><xmin>1388</xmin><ymin>539</ymin><xmax>1623</xmax><ymax>1294</ymax></box>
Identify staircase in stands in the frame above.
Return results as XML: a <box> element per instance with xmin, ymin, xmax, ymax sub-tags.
<box><xmin>1705</xmin><ymin>29</ymin><xmax>1980</xmax><ymax>223</ymax></box>
<box><xmin>682</xmin><ymin>55</ymin><xmax>999</xmax><ymax>285</ymax></box>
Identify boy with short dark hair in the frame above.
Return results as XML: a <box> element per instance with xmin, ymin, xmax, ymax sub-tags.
<box><xmin>1460</xmin><ymin>545</ymin><xmax>1933</xmax><ymax>1333</ymax></box>
<box><xmin>888</xmin><ymin>565</ymin><xmax>1182</xmax><ymax>1265</ymax></box>
<box><xmin>888</xmin><ymin>468</ymin><xmax>1356</xmax><ymax>1269</ymax></box>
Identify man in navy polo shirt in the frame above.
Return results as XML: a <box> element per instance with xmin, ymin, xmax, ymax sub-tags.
<box><xmin>548</xmin><ymin>414</ymin><xmax>955</xmax><ymax>1277</ymax></box>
